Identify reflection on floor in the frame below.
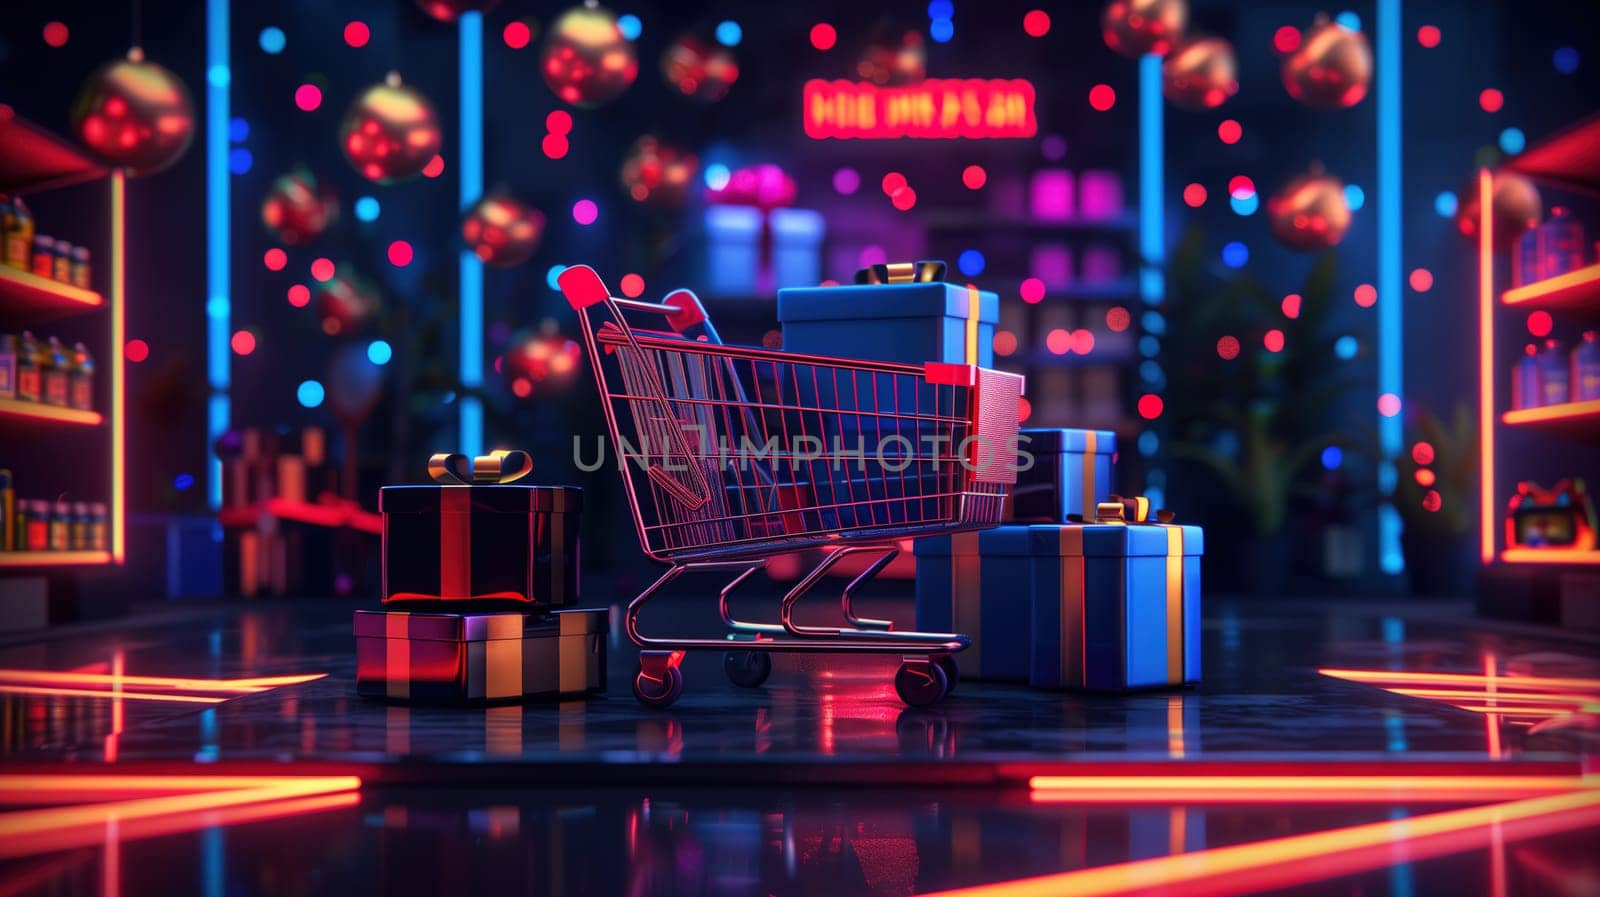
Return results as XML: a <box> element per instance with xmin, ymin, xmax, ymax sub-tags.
<box><xmin>0</xmin><ymin>592</ymin><xmax>1596</xmax><ymax>895</ymax></box>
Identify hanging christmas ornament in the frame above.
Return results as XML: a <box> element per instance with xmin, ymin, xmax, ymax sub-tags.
<box><xmin>1267</xmin><ymin>163</ymin><xmax>1352</xmax><ymax>251</ymax></box>
<box><xmin>706</xmin><ymin>163</ymin><xmax>797</xmax><ymax>209</ymax></box>
<box><xmin>541</xmin><ymin>4</ymin><xmax>638</xmax><ymax>108</ymax></box>
<box><xmin>856</xmin><ymin>30</ymin><xmax>926</xmax><ymax>86</ymax></box>
<box><xmin>462</xmin><ymin>192</ymin><xmax>546</xmax><ymax>267</ymax></box>
<box><xmin>70</xmin><ymin>47</ymin><xmax>195</xmax><ymax>175</ymax></box>
<box><xmin>1101</xmin><ymin>0</ymin><xmax>1188</xmax><ymax>58</ymax></box>
<box><xmin>503</xmin><ymin>329</ymin><xmax>583</xmax><ymax>387</ymax></box>
<box><xmin>1162</xmin><ymin>37</ymin><xmax>1238</xmax><ymax>109</ymax></box>
<box><xmin>1282</xmin><ymin>15</ymin><xmax>1373</xmax><ymax>108</ymax></box>
<box><xmin>661</xmin><ymin>33</ymin><xmax>739</xmax><ymax>102</ymax></box>
<box><xmin>1456</xmin><ymin>171</ymin><xmax>1542</xmax><ymax>248</ymax></box>
<box><xmin>414</xmin><ymin>0</ymin><xmax>501</xmax><ymax>23</ymax></box>
<box><xmin>619</xmin><ymin>136</ymin><xmax>699</xmax><ymax>210</ymax></box>
<box><xmin>338</xmin><ymin>73</ymin><xmax>443</xmax><ymax>183</ymax></box>
<box><xmin>316</xmin><ymin>268</ymin><xmax>381</xmax><ymax>336</ymax></box>
<box><xmin>260</xmin><ymin>169</ymin><xmax>339</xmax><ymax>246</ymax></box>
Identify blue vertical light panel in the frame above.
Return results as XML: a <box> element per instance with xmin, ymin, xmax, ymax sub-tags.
<box><xmin>205</xmin><ymin>0</ymin><xmax>230</xmax><ymax>509</ymax></box>
<box><xmin>458</xmin><ymin>11</ymin><xmax>485</xmax><ymax>457</ymax></box>
<box><xmin>1138</xmin><ymin>53</ymin><xmax>1165</xmax><ymax>507</ymax></box>
<box><xmin>1377</xmin><ymin>0</ymin><xmax>1403</xmax><ymax>574</ymax></box>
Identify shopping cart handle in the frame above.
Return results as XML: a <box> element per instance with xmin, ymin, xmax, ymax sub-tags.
<box><xmin>558</xmin><ymin>266</ymin><xmax>719</xmax><ymax>342</ymax></box>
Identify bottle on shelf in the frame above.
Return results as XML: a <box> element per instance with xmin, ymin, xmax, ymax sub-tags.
<box><xmin>1513</xmin><ymin>343</ymin><xmax>1541</xmax><ymax>410</ymax></box>
<box><xmin>70</xmin><ymin>245</ymin><xmax>91</xmax><ymax>289</ymax></box>
<box><xmin>1536</xmin><ymin>207</ymin><xmax>1587</xmax><ymax>280</ymax></box>
<box><xmin>0</xmin><ymin>334</ymin><xmax>15</xmax><ymax>399</ymax></box>
<box><xmin>22</xmin><ymin>500</ymin><xmax>48</xmax><ymax>551</ymax></box>
<box><xmin>1514</xmin><ymin>228</ymin><xmax>1541</xmax><ymax>287</ymax></box>
<box><xmin>1574</xmin><ymin>331</ymin><xmax>1600</xmax><ymax>403</ymax></box>
<box><xmin>0</xmin><ymin>468</ymin><xmax>12</xmax><ymax>551</ymax></box>
<box><xmin>15</xmin><ymin>331</ymin><xmax>42</xmax><ymax>402</ymax></box>
<box><xmin>42</xmin><ymin>337</ymin><xmax>69</xmax><ymax>407</ymax></box>
<box><xmin>48</xmin><ymin>499</ymin><xmax>70</xmax><ymax>550</ymax></box>
<box><xmin>2</xmin><ymin>194</ymin><xmax>33</xmax><ymax>272</ymax></box>
<box><xmin>90</xmin><ymin>501</ymin><xmax>107</xmax><ymax>551</ymax></box>
<box><xmin>70</xmin><ymin>342</ymin><xmax>94</xmax><ymax>411</ymax></box>
<box><xmin>30</xmin><ymin>235</ymin><xmax>54</xmax><ymax>279</ymax></box>
<box><xmin>1537</xmin><ymin>339</ymin><xmax>1570</xmax><ymax>406</ymax></box>
<box><xmin>51</xmin><ymin>241</ymin><xmax>73</xmax><ymax>284</ymax></box>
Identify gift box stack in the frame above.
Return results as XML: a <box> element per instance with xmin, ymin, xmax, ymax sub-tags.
<box><xmin>915</xmin><ymin>428</ymin><xmax>1203</xmax><ymax>692</ymax></box>
<box><xmin>354</xmin><ymin>450</ymin><xmax>607</xmax><ymax>704</ymax></box>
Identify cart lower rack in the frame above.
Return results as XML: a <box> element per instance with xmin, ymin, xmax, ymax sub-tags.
<box><xmin>560</xmin><ymin>265</ymin><xmax>1023</xmax><ymax>707</ymax></box>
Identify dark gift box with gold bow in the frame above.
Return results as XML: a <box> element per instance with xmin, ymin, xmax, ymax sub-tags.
<box><xmin>354</xmin><ymin>607</ymin><xmax>607</xmax><ymax>702</ymax></box>
<box><xmin>1028</xmin><ymin>497</ymin><xmax>1202</xmax><ymax>692</ymax></box>
<box><xmin>912</xmin><ymin>526</ymin><xmax>1035</xmax><ymax>682</ymax></box>
<box><xmin>380</xmin><ymin>451</ymin><xmax>581</xmax><ymax>606</ymax></box>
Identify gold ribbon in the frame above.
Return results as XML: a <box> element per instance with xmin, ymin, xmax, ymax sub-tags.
<box><xmin>428</xmin><ymin>449</ymin><xmax>533</xmax><ymax>485</ymax></box>
<box><xmin>1089</xmin><ymin>495</ymin><xmax>1185</xmax><ymax>685</ymax></box>
<box><xmin>854</xmin><ymin>259</ymin><xmax>946</xmax><ymax>284</ymax></box>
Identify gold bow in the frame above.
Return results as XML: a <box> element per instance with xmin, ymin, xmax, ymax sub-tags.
<box><xmin>427</xmin><ymin>449</ymin><xmax>533</xmax><ymax>485</ymax></box>
<box><xmin>1093</xmin><ymin>494</ymin><xmax>1176</xmax><ymax>525</ymax></box>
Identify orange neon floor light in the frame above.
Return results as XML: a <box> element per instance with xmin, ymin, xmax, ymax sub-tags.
<box><xmin>1027</xmin><ymin>774</ymin><xmax>1593</xmax><ymax>804</ymax></box>
<box><xmin>922</xmin><ymin>789</ymin><xmax>1600</xmax><ymax>897</ymax></box>
<box><xmin>0</xmin><ymin>670</ymin><xmax>327</xmax><ymax>692</ymax></box>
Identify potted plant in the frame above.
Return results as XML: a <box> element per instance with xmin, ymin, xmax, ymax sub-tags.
<box><xmin>1391</xmin><ymin>404</ymin><xmax>1478</xmax><ymax>596</ymax></box>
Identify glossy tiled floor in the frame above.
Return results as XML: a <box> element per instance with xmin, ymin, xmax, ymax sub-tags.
<box><xmin>1</xmin><ymin>588</ymin><xmax>1597</xmax><ymax>895</ymax></box>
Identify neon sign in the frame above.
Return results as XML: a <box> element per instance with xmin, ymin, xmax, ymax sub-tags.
<box><xmin>803</xmin><ymin>78</ymin><xmax>1037</xmax><ymax>140</ymax></box>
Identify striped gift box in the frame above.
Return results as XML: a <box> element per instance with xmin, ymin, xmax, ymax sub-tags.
<box><xmin>354</xmin><ymin>608</ymin><xmax>606</xmax><ymax>703</ymax></box>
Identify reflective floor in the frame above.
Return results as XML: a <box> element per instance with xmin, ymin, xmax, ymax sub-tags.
<box><xmin>1</xmin><ymin>587</ymin><xmax>1597</xmax><ymax>895</ymax></box>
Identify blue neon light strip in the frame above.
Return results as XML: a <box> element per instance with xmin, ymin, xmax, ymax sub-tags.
<box><xmin>458</xmin><ymin>11</ymin><xmax>484</xmax><ymax>457</ymax></box>
<box><xmin>1377</xmin><ymin>0</ymin><xmax>1403</xmax><ymax>573</ymax></box>
<box><xmin>1138</xmin><ymin>53</ymin><xmax>1164</xmax><ymax>307</ymax></box>
<box><xmin>205</xmin><ymin>0</ymin><xmax>230</xmax><ymax>509</ymax></box>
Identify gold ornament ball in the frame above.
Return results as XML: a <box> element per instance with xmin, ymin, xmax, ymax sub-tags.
<box><xmin>1163</xmin><ymin>37</ymin><xmax>1238</xmax><ymax>110</ymax></box>
<box><xmin>338</xmin><ymin>75</ymin><xmax>443</xmax><ymax>184</ymax></box>
<box><xmin>1282</xmin><ymin>19</ymin><xmax>1373</xmax><ymax>108</ymax></box>
<box><xmin>619</xmin><ymin>136</ymin><xmax>699</xmax><ymax>210</ymax></box>
<box><xmin>1456</xmin><ymin>171</ymin><xmax>1542</xmax><ymax>248</ymax></box>
<box><xmin>541</xmin><ymin>5</ymin><xmax>639</xmax><ymax>108</ymax></box>
<box><xmin>462</xmin><ymin>193</ymin><xmax>545</xmax><ymax>268</ymax></box>
<box><xmin>1267</xmin><ymin>166</ymin><xmax>1353</xmax><ymax>251</ymax></box>
<box><xmin>70</xmin><ymin>49</ymin><xmax>195</xmax><ymax>175</ymax></box>
<box><xmin>1101</xmin><ymin>0</ymin><xmax>1188</xmax><ymax>58</ymax></box>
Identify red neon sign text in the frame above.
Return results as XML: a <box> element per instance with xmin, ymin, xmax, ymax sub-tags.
<box><xmin>804</xmin><ymin>78</ymin><xmax>1038</xmax><ymax>140</ymax></box>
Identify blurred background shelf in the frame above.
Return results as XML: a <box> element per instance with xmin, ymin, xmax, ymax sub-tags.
<box><xmin>1501</xmin><ymin>398</ymin><xmax>1600</xmax><ymax>433</ymax></box>
<box><xmin>0</xmin><ymin>265</ymin><xmax>104</xmax><ymax>323</ymax></box>
<box><xmin>1500</xmin><ymin>548</ymin><xmax>1600</xmax><ymax>566</ymax></box>
<box><xmin>0</xmin><ymin>397</ymin><xmax>103</xmax><ymax>427</ymax></box>
<box><xmin>1501</xmin><ymin>263</ymin><xmax>1600</xmax><ymax>321</ymax></box>
<box><xmin>0</xmin><ymin>550</ymin><xmax>112</xmax><ymax>568</ymax></box>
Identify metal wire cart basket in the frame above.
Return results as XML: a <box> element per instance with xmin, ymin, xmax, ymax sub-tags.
<box><xmin>559</xmin><ymin>265</ymin><xmax>1023</xmax><ymax>707</ymax></box>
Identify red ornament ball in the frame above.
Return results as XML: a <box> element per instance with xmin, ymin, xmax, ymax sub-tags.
<box><xmin>316</xmin><ymin>269</ymin><xmax>381</xmax><ymax>335</ymax></box>
<box><xmin>1101</xmin><ymin>0</ymin><xmax>1188</xmax><ymax>58</ymax></box>
<box><xmin>1163</xmin><ymin>37</ymin><xmax>1238</xmax><ymax>110</ymax></box>
<box><xmin>504</xmin><ymin>330</ymin><xmax>582</xmax><ymax>387</ymax></box>
<box><xmin>339</xmin><ymin>74</ymin><xmax>443</xmax><ymax>183</ymax></box>
<box><xmin>260</xmin><ymin>168</ymin><xmax>339</xmax><ymax>246</ymax></box>
<box><xmin>71</xmin><ymin>49</ymin><xmax>195</xmax><ymax>175</ymax></box>
<box><xmin>541</xmin><ymin>4</ymin><xmax>638</xmax><ymax>108</ymax></box>
<box><xmin>1282</xmin><ymin>17</ymin><xmax>1373</xmax><ymax>108</ymax></box>
<box><xmin>462</xmin><ymin>192</ymin><xmax>545</xmax><ymax>267</ymax></box>
<box><xmin>1266</xmin><ymin>165</ymin><xmax>1352</xmax><ymax>251</ymax></box>
<box><xmin>414</xmin><ymin>0</ymin><xmax>501</xmax><ymax>23</ymax></box>
<box><xmin>1455</xmin><ymin>171</ymin><xmax>1541</xmax><ymax>248</ymax></box>
<box><xmin>662</xmin><ymin>33</ymin><xmax>738</xmax><ymax>103</ymax></box>
<box><xmin>619</xmin><ymin>136</ymin><xmax>699</xmax><ymax>210</ymax></box>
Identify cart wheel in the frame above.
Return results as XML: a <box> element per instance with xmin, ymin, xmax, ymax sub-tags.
<box><xmin>723</xmin><ymin>650</ymin><xmax>772</xmax><ymax>688</ymax></box>
<box><xmin>934</xmin><ymin>655</ymin><xmax>960</xmax><ymax>694</ymax></box>
<box><xmin>633</xmin><ymin>665</ymin><xmax>685</xmax><ymax>708</ymax></box>
<box><xmin>894</xmin><ymin>662</ymin><xmax>949</xmax><ymax>708</ymax></box>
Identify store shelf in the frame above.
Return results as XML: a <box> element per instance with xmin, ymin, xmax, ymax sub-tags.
<box><xmin>1504</xmin><ymin>112</ymin><xmax>1600</xmax><ymax>197</ymax></box>
<box><xmin>0</xmin><ymin>397</ymin><xmax>102</xmax><ymax>427</ymax></box>
<box><xmin>0</xmin><ymin>550</ymin><xmax>112</xmax><ymax>568</ymax></box>
<box><xmin>0</xmin><ymin>115</ymin><xmax>106</xmax><ymax>194</ymax></box>
<box><xmin>1500</xmin><ymin>548</ymin><xmax>1600</xmax><ymax>566</ymax></box>
<box><xmin>1502</xmin><ymin>398</ymin><xmax>1600</xmax><ymax>433</ymax></box>
<box><xmin>0</xmin><ymin>265</ymin><xmax>105</xmax><ymax>323</ymax></box>
<box><xmin>1501</xmin><ymin>263</ymin><xmax>1600</xmax><ymax>320</ymax></box>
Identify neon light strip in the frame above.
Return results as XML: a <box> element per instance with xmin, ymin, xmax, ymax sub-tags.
<box><xmin>1026</xmin><ymin>775</ymin><xmax>1589</xmax><ymax>801</ymax></box>
<box><xmin>1376</xmin><ymin>0</ymin><xmax>1403</xmax><ymax>575</ymax></box>
<box><xmin>0</xmin><ymin>398</ymin><xmax>102</xmax><ymax>425</ymax></box>
<box><xmin>1502</xmin><ymin>261</ymin><xmax>1600</xmax><ymax>306</ymax></box>
<box><xmin>1386</xmin><ymin>687</ymin><xmax>1600</xmax><ymax>705</ymax></box>
<box><xmin>0</xmin><ymin>685</ymin><xmax>224</xmax><ymax>703</ymax></box>
<box><xmin>205</xmin><ymin>0</ymin><xmax>230</xmax><ymax>510</ymax></box>
<box><xmin>1321</xmin><ymin>668</ymin><xmax>1600</xmax><ymax>689</ymax></box>
<box><xmin>920</xmin><ymin>789</ymin><xmax>1600</xmax><ymax>897</ymax></box>
<box><xmin>1501</xmin><ymin>548</ymin><xmax>1600</xmax><ymax>564</ymax></box>
<box><xmin>1479</xmin><ymin>168</ymin><xmax>1495</xmax><ymax>562</ymax></box>
<box><xmin>458</xmin><ymin>10</ymin><xmax>484</xmax><ymax>457</ymax></box>
<box><xmin>1138</xmin><ymin>52</ymin><xmax>1163</xmax><ymax>501</ymax></box>
<box><xmin>110</xmin><ymin>171</ymin><xmax>126</xmax><ymax>561</ymax></box>
<box><xmin>0</xmin><ymin>775</ymin><xmax>364</xmax><ymax>798</ymax></box>
<box><xmin>1502</xmin><ymin>398</ymin><xmax>1600</xmax><ymax>425</ymax></box>
<box><xmin>0</xmin><ymin>670</ymin><xmax>326</xmax><ymax>691</ymax></box>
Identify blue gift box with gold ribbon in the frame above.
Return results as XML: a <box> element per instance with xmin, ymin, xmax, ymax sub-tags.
<box><xmin>1005</xmin><ymin>428</ymin><xmax>1116</xmax><ymax>523</ymax></box>
<box><xmin>1028</xmin><ymin>498</ymin><xmax>1202</xmax><ymax>692</ymax></box>
<box><xmin>777</xmin><ymin>261</ymin><xmax>998</xmax><ymax>367</ymax></box>
<box><xmin>913</xmin><ymin>526</ymin><xmax>1034</xmax><ymax>682</ymax></box>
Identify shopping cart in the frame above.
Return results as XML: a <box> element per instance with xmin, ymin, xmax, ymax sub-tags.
<box><xmin>559</xmin><ymin>265</ymin><xmax>1023</xmax><ymax>708</ymax></box>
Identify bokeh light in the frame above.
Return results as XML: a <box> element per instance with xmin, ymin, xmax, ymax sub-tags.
<box><xmin>228</xmin><ymin>147</ymin><xmax>253</xmax><ymax>175</ymax></box>
<box><xmin>858</xmin><ymin>244</ymin><xmax>887</xmax><ymax>267</ymax></box>
<box><xmin>1273</xmin><ymin>26</ymin><xmax>1301</xmax><ymax>54</ymax></box>
<box><xmin>367</xmin><ymin>339</ymin><xmax>392</xmax><ymax>365</ymax></box>
<box><xmin>228</xmin><ymin>117</ymin><xmax>250</xmax><ymax>143</ymax></box>
<box><xmin>958</xmin><ymin>249</ymin><xmax>986</xmax><ymax>276</ymax></box>
<box><xmin>1217</xmin><ymin>119</ymin><xmax>1242</xmax><ymax>144</ymax></box>
<box><xmin>297</xmin><ymin>380</ymin><xmax>325</xmax><ymax>409</ymax></box>
<box><xmin>546</xmin><ymin>110</ymin><xmax>573</xmax><ymax>135</ymax></box>
<box><xmin>573</xmin><ymin>199</ymin><xmax>598</xmax><ymax>225</ymax></box>
<box><xmin>1412</xmin><ymin>441</ymin><xmax>1435</xmax><ymax>465</ymax></box>
<box><xmin>1137</xmin><ymin>394</ymin><xmax>1165</xmax><ymax>420</ymax></box>
<box><xmin>343</xmin><ymin>21</ymin><xmax>369</xmax><ymax>48</ymax></box>
<box><xmin>1222</xmin><ymin>242</ymin><xmax>1249</xmax><ymax>268</ymax></box>
<box><xmin>1553</xmin><ymin>46</ymin><xmax>1580</xmax><ymax>74</ymax></box>
<box><xmin>354</xmin><ymin>196</ymin><xmax>380</xmax><ymax>222</ymax></box>
<box><xmin>421</xmin><ymin>155</ymin><xmax>445</xmax><ymax>178</ymax></box>
<box><xmin>259</xmin><ymin>27</ymin><xmax>286</xmax><ymax>54</ymax></box>
<box><xmin>42</xmin><ymin>22</ymin><xmax>69</xmax><ymax>47</ymax></box>
<box><xmin>502</xmin><ymin>21</ymin><xmax>532</xmax><ymax>49</ymax></box>
<box><xmin>1023</xmin><ymin>10</ymin><xmax>1050</xmax><ymax>38</ymax></box>
<box><xmin>1435</xmin><ymin>191</ymin><xmax>1458</xmax><ymax>217</ymax></box>
<box><xmin>1527</xmin><ymin>310</ymin><xmax>1553</xmax><ymax>337</ymax></box>
<box><xmin>1336</xmin><ymin>11</ymin><xmax>1361</xmax><ymax>31</ymax></box>
<box><xmin>1228</xmin><ymin>175</ymin><xmax>1255</xmax><ymax>198</ymax></box>
<box><xmin>287</xmin><ymin>284</ymin><xmax>311</xmax><ymax>307</ymax></box>
<box><xmin>1281</xmin><ymin>293</ymin><xmax>1303</xmax><ymax>318</ymax></box>
<box><xmin>541</xmin><ymin>134</ymin><xmax>569</xmax><ymax>159</ymax></box>
<box><xmin>294</xmin><ymin>83</ymin><xmax>322</xmax><ymax>112</ymax></box>
<box><xmin>1183</xmin><ymin>183</ymin><xmax>1206</xmax><ymax>207</ymax></box>
<box><xmin>311</xmin><ymin>258</ymin><xmax>335</xmax><ymax>282</ymax></box>
<box><xmin>263</xmin><ymin>248</ymin><xmax>287</xmax><ymax>271</ymax></box>
<box><xmin>716</xmin><ymin>20</ymin><xmax>742</xmax><ymax>46</ymax></box>
<box><xmin>1217</xmin><ymin>335</ymin><xmax>1240</xmax><ymax>360</ymax></box>
<box><xmin>1421</xmin><ymin>490</ymin><xmax>1442</xmax><ymax>512</ymax></box>
<box><xmin>1045</xmin><ymin>329</ymin><xmax>1072</xmax><ymax>355</ymax></box>
<box><xmin>993</xmin><ymin>330</ymin><xmax>1018</xmax><ymax>356</ymax></box>
<box><xmin>962</xmin><ymin>165</ymin><xmax>987</xmax><ymax>190</ymax></box>
<box><xmin>1335</xmin><ymin>335</ymin><xmax>1359</xmax><ymax>359</ymax></box>
<box><xmin>1263</xmin><ymin>329</ymin><xmax>1285</xmax><ymax>353</ymax></box>
<box><xmin>930</xmin><ymin>19</ymin><xmax>954</xmax><ymax>43</ymax></box>
<box><xmin>1479</xmin><ymin>88</ymin><xmax>1503</xmax><ymax>112</ymax></box>
<box><xmin>620</xmin><ymin>273</ymin><xmax>645</xmax><ymax>297</ymax></box>
<box><xmin>1344</xmin><ymin>184</ymin><xmax>1365</xmax><ymax>211</ymax></box>
<box><xmin>1409</xmin><ymin>268</ymin><xmax>1433</xmax><ymax>292</ymax></box>
<box><xmin>1017</xmin><ymin>396</ymin><xmax>1032</xmax><ymax>423</ymax></box>
<box><xmin>1321</xmin><ymin>446</ymin><xmax>1343</xmax><ymax>470</ymax></box>
<box><xmin>1019</xmin><ymin>277</ymin><xmax>1045</xmax><ymax>304</ymax></box>
<box><xmin>833</xmin><ymin>167</ymin><xmax>860</xmax><ymax>195</ymax></box>
<box><xmin>1499</xmin><ymin>127</ymin><xmax>1526</xmax><ymax>154</ymax></box>
<box><xmin>1071</xmin><ymin>329</ymin><xmax>1096</xmax><ymax>355</ymax></box>
<box><xmin>810</xmin><ymin>23</ymin><xmax>837</xmax><ymax>51</ymax></box>
<box><xmin>1088</xmin><ymin>84</ymin><xmax>1116</xmax><ymax>111</ymax></box>
<box><xmin>891</xmin><ymin>187</ymin><xmax>917</xmax><ymax>211</ymax></box>
<box><xmin>125</xmin><ymin>339</ymin><xmax>150</xmax><ymax>363</ymax></box>
<box><xmin>617</xmin><ymin>14</ymin><xmax>642</xmax><ymax>41</ymax></box>
<box><xmin>1106</xmin><ymin>306</ymin><xmax>1131</xmax><ymax>332</ymax></box>
<box><xmin>387</xmin><ymin>240</ymin><xmax>413</xmax><ymax>267</ymax></box>
<box><xmin>1378</xmin><ymin>393</ymin><xmax>1402</xmax><ymax>417</ymax></box>
<box><xmin>1354</xmin><ymin>283</ymin><xmax>1378</xmax><ymax>307</ymax></box>
<box><xmin>1231</xmin><ymin>193</ymin><xmax>1258</xmax><ymax>215</ymax></box>
<box><xmin>546</xmin><ymin>265</ymin><xmax>567</xmax><ymax>290</ymax></box>
<box><xmin>1415</xmin><ymin>469</ymin><xmax>1436</xmax><ymax>489</ymax></box>
<box><xmin>231</xmin><ymin>330</ymin><xmax>256</xmax><ymax>356</ymax></box>
<box><xmin>704</xmin><ymin>163</ymin><xmax>731</xmax><ymax>190</ymax></box>
<box><xmin>1417</xmin><ymin>25</ymin><xmax>1440</xmax><ymax>48</ymax></box>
